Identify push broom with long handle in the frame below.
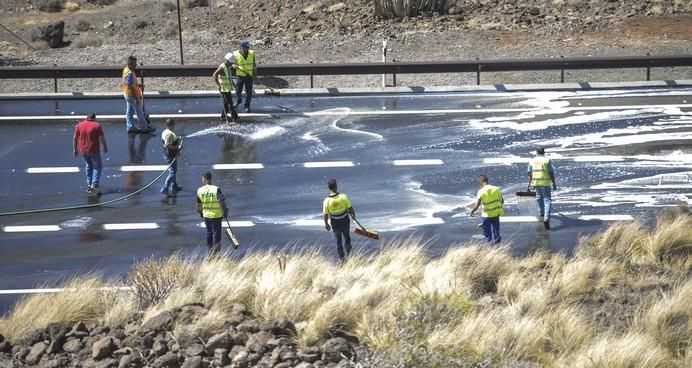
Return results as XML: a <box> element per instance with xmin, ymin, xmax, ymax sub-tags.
<box><xmin>225</xmin><ymin>217</ymin><xmax>240</xmax><ymax>249</ymax></box>
<box><xmin>353</xmin><ymin>217</ymin><xmax>379</xmax><ymax>240</ymax></box>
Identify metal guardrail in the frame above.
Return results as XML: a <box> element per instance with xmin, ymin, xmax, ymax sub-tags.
<box><xmin>1</xmin><ymin>55</ymin><xmax>691</xmax><ymax>92</ymax></box>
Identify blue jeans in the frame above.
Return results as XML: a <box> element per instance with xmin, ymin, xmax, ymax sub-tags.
<box><xmin>204</xmin><ymin>217</ymin><xmax>223</xmax><ymax>255</ymax></box>
<box><xmin>161</xmin><ymin>150</ymin><xmax>178</xmax><ymax>193</ymax></box>
<box><xmin>481</xmin><ymin>216</ymin><xmax>501</xmax><ymax>244</ymax></box>
<box><xmin>124</xmin><ymin>95</ymin><xmax>149</xmax><ymax>131</ymax></box>
<box><xmin>235</xmin><ymin>76</ymin><xmax>253</xmax><ymax>109</ymax></box>
<box><xmin>82</xmin><ymin>152</ymin><xmax>102</xmax><ymax>188</ymax></box>
<box><xmin>535</xmin><ymin>186</ymin><xmax>552</xmax><ymax>222</ymax></box>
<box><xmin>330</xmin><ymin>216</ymin><xmax>351</xmax><ymax>259</ymax></box>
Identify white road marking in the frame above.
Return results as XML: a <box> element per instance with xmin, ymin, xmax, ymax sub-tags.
<box><xmin>120</xmin><ymin>165</ymin><xmax>169</xmax><ymax>172</ymax></box>
<box><xmin>293</xmin><ymin>219</ymin><xmax>325</xmax><ymax>226</ymax></box>
<box><xmin>392</xmin><ymin>159</ymin><xmax>444</xmax><ymax>166</ymax></box>
<box><xmin>0</xmin><ymin>286</ymin><xmax>132</xmax><ymax>295</ymax></box>
<box><xmin>579</xmin><ymin>215</ymin><xmax>634</xmax><ymax>221</ymax></box>
<box><xmin>197</xmin><ymin>221</ymin><xmax>255</xmax><ymax>228</ymax></box>
<box><xmin>500</xmin><ymin>216</ymin><xmax>541</xmax><ymax>223</ymax></box>
<box><xmin>26</xmin><ymin>167</ymin><xmax>79</xmax><ymax>174</ymax></box>
<box><xmin>3</xmin><ymin>103</ymin><xmax>690</xmax><ymax>121</ymax></box>
<box><xmin>3</xmin><ymin>225</ymin><xmax>61</xmax><ymax>232</ymax></box>
<box><xmin>390</xmin><ymin>217</ymin><xmax>445</xmax><ymax>225</ymax></box>
<box><xmin>103</xmin><ymin>223</ymin><xmax>159</xmax><ymax>230</ymax></box>
<box><xmin>304</xmin><ymin>161</ymin><xmax>354</xmax><ymax>168</ymax></box>
<box><xmin>213</xmin><ymin>163</ymin><xmax>264</xmax><ymax>170</ymax></box>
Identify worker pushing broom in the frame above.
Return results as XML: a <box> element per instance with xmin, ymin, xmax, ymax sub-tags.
<box><xmin>323</xmin><ymin>178</ymin><xmax>378</xmax><ymax>262</ymax></box>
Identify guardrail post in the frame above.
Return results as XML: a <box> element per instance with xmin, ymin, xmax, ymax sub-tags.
<box><xmin>646</xmin><ymin>53</ymin><xmax>651</xmax><ymax>81</ymax></box>
<box><xmin>382</xmin><ymin>39</ymin><xmax>387</xmax><ymax>88</ymax></box>
<box><xmin>310</xmin><ymin>61</ymin><xmax>314</xmax><ymax>88</ymax></box>
<box><xmin>560</xmin><ymin>55</ymin><xmax>565</xmax><ymax>83</ymax></box>
<box><xmin>476</xmin><ymin>60</ymin><xmax>481</xmax><ymax>85</ymax></box>
<box><xmin>53</xmin><ymin>78</ymin><xmax>58</xmax><ymax>93</ymax></box>
<box><xmin>392</xmin><ymin>58</ymin><xmax>397</xmax><ymax>87</ymax></box>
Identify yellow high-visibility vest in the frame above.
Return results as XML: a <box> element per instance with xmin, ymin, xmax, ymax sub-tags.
<box><xmin>479</xmin><ymin>185</ymin><xmax>504</xmax><ymax>218</ymax></box>
<box><xmin>530</xmin><ymin>156</ymin><xmax>552</xmax><ymax>187</ymax></box>
<box><xmin>121</xmin><ymin>66</ymin><xmax>142</xmax><ymax>97</ymax></box>
<box><xmin>197</xmin><ymin>185</ymin><xmax>223</xmax><ymax>219</ymax></box>
<box><xmin>233</xmin><ymin>50</ymin><xmax>255</xmax><ymax>77</ymax></box>
<box><xmin>218</xmin><ymin>64</ymin><xmax>234</xmax><ymax>92</ymax></box>
<box><xmin>323</xmin><ymin>193</ymin><xmax>352</xmax><ymax>220</ymax></box>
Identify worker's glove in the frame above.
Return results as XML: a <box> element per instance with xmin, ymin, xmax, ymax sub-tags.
<box><xmin>325</xmin><ymin>224</ymin><xmax>331</xmax><ymax>232</ymax></box>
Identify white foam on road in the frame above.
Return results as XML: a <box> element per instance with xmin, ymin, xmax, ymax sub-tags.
<box><xmin>572</xmin><ymin>155</ymin><xmax>625</xmax><ymax>162</ymax></box>
<box><xmin>26</xmin><ymin>167</ymin><xmax>79</xmax><ymax>174</ymax></box>
<box><xmin>120</xmin><ymin>165</ymin><xmax>169</xmax><ymax>172</ymax></box>
<box><xmin>0</xmin><ymin>286</ymin><xmax>132</xmax><ymax>295</ymax></box>
<box><xmin>483</xmin><ymin>156</ymin><xmax>528</xmax><ymax>165</ymax></box>
<box><xmin>393</xmin><ymin>159</ymin><xmax>444</xmax><ymax>166</ymax></box>
<box><xmin>213</xmin><ymin>163</ymin><xmax>264</xmax><ymax>170</ymax></box>
<box><xmin>3</xmin><ymin>225</ymin><xmax>61</xmax><ymax>232</ymax></box>
<box><xmin>303</xmin><ymin>161</ymin><xmax>354</xmax><ymax>168</ymax></box>
<box><xmin>579</xmin><ymin>215</ymin><xmax>634</xmax><ymax>221</ymax></box>
<box><xmin>103</xmin><ymin>223</ymin><xmax>159</xmax><ymax>230</ymax></box>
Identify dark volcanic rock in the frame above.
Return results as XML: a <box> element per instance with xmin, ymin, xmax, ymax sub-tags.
<box><xmin>30</xmin><ymin>21</ymin><xmax>66</xmax><ymax>48</ymax></box>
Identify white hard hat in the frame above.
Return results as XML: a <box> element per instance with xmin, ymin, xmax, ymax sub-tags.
<box><xmin>224</xmin><ymin>52</ymin><xmax>233</xmax><ymax>61</ymax></box>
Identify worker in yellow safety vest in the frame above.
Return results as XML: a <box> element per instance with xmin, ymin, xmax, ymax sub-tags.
<box><xmin>196</xmin><ymin>171</ymin><xmax>229</xmax><ymax>256</ymax></box>
<box><xmin>212</xmin><ymin>53</ymin><xmax>238</xmax><ymax>124</ymax></box>
<box><xmin>527</xmin><ymin>146</ymin><xmax>557</xmax><ymax>230</ymax></box>
<box><xmin>469</xmin><ymin>174</ymin><xmax>504</xmax><ymax>244</ymax></box>
<box><xmin>229</xmin><ymin>40</ymin><xmax>256</xmax><ymax>113</ymax></box>
<box><xmin>323</xmin><ymin>178</ymin><xmax>356</xmax><ymax>261</ymax></box>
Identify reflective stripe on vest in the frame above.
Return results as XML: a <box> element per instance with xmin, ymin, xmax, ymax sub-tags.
<box><xmin>325</xmin><ymin>193</ymin><xmax>350</xmax><ymax>219</ymax></box>
<box><xmin>530</xmin><ymin>156</ymin><xmax>552</xmax><ymax>187</ymax></box>
<box><xmin>162</xmin><ymin>129</ymin><xmax>177</xmax><ymax>147</ymax></box>
<box><xmin>480</xmin><ymin>185</ymin><xmax>504</xmax><ymax>218</ymax></box>
<box><xmin>122</xmin><ymin>67</ymin><xmax>142</xmax><ymax>97</ymax></box>
<box><xmin>197</xmin><ymin>185</ymin><xmax>223</xmax><ymax>218</ymax></box>
<box><xmin>233</xmin><ymin>50</ymin><xmax>255</xmax><ymax>77</ymax></box>
<box><xmin>218</xmin><ymin>64</ymin><xmax>234</xmax><ymax>92</ymax></box>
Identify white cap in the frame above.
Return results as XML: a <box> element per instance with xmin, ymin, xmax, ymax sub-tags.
<box><xmin>224</xmin><ymin>52</ymin><xmax>234</xmax><ymax>61</ymax></box>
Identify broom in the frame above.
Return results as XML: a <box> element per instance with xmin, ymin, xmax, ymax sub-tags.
<box><xmin>515</xmin><ymin>188</ymin><xmax>536</xmax><ymax>215</ymax></box>
<box><xmin>353</xmin><ymin>218</ymin><xmax>379</xmax><ymax>240</ymax></box>
<box><xmin>224</xmin><ymin>217</ymin><xmax>240</xmax><ymax>249</ymax></box>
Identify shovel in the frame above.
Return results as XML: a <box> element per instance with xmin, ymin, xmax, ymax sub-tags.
<box><xmin>353</xmin><ymin>218</ymin><xmax>379</xmax><ymax>240</ymax></box>
<box><xmin>224</xmin><ymin>217</ymin><xmax>240</xmax><ymax>249</ymax></box>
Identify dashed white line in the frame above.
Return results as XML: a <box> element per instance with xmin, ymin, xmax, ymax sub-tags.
<box><xmin>392</xmin><ymin>159</ymin><xmax>444</xmax><ymax>166</ymax></box>
<box><xmin>579</xmin><ymin>215</ymin><xmax>634</xmax><ymax>221</ymax></box>
<box><xmin>293</xmin><ymin>219</ymin><xmax>325</xmax><ymax>226</ymax></box>
<box><xmin>390</xmin><ymin>217</ymin><xmax>445</xmax><ymax>225</ymax></box>
<box><xmin>26</xmin><ymin>167</ymin><xmax>79</xmax><ymax>174</ymax></box>
<box><xmin>213</xmin><ymin>163</ymin><xmax>264</xmax><ymax>170</ymax></box>
<box><xmin>120</xmin><ymin>165</ymin><xmax>169</xmax><ymax>172</ymax></box>
<box><xmin>500</xmin><ymin>216</ymin><xmax>542</xmax><ymax>223</ymax></box>
<box><xmin>304</xmin><ymin>161</ymin><xmax>354</xmax><ymax>168</ymax></box>
<box><xmin>3</xmin><ymin>225</ymin><xmax>61</xmax><ymax>232</ymax></box>
<box><xmin>197</xmin><ymin>220</ymin><xmax>256</xmax><ymax>228</ymax></box>
<box><xmin>103</xmin><ymin>223</ymin><xmax>159</xmax><ymax>230</ymax></box>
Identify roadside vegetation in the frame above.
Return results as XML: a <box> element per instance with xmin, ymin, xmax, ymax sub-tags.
<box><xmin>0</xmin><ymin>205</ymin><xmax>690</xmax><ymax>367</ymax></box>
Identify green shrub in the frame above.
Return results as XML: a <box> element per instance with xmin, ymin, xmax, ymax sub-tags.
<box><xmin>373</xmin><ymin>0</ymin><xmax>446</xmax><ymax>18</ymax></box>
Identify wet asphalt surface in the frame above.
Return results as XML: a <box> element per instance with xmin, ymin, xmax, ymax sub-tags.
<box><xmin>0</xmin><ymin>88</ymin><xmax>691</xmax><ymax>312</ymax></box>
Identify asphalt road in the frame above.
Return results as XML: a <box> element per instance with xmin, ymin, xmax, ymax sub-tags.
<box><xmin>1</xmin><ymin>88</ymin><xmax>691</xmax><ymax>311</ymax></box>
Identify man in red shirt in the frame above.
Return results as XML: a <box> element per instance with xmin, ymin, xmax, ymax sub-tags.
<box><xmin>73</xmin><ymin>113</ymin><xmax>108</xmax><ymax>195</ymax></box>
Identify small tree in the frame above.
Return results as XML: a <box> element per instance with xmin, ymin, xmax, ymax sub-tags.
<box><xmin>374</xmin><ymin>0</ymin><xmax>448</xmax><ymax>18</ymax></box>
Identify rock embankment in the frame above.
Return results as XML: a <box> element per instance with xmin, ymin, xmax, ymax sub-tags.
<box><xmin>0</xmin><ymin>303</ymin><xmax>359</xmax><ymax>368</ymax></box>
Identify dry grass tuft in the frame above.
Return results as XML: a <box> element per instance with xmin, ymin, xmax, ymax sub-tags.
<box><xmin>0</xmin><ymin>276</ymin><xmax>125</xmax><ymax>343</ymax></box>
<box><xmin>567</xmin><ymin>332</ymin><xmax>673</xmax><ymax>368</ymax></box>
<box><xmin>642</xmin><ymin>280</ymin><xmax>692</xmax><ymax>357</ymax></box>
<box><xmin>549</xmin><ymin>257</ymin><xmax>624</xmax><ymax>301</ymax></box>
<box><xmin>129</xmin><ymin>255</ymin><xmax>194</xmax><ymax>308</ymax></box>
